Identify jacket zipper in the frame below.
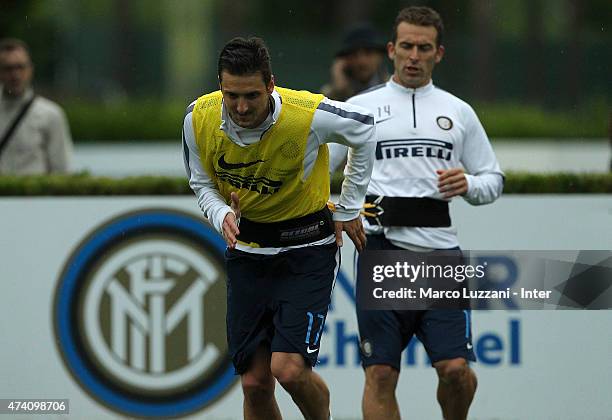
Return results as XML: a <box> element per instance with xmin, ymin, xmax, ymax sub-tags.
<box><xmin>412</xmin><ymin>93</ymin><xmax>417</xmax><ymax>128</ymax></box>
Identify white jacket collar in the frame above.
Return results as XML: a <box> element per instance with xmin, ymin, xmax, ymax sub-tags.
<box><xmin>388</xmin><ymin>78</ymin><xmax>435</xmax><ymax>97</ymax></box>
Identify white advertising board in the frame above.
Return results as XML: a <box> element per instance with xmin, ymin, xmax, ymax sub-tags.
<box><xmin>0</xmin><ymin>195</ymin><xmax>611</xmax><ymax>419</ymax></box>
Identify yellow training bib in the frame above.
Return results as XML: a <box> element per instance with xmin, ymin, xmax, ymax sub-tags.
<box><xmin>192</xmin><ymin>87</ymin><xmax>330</xmax><ymax>222</ymax></box>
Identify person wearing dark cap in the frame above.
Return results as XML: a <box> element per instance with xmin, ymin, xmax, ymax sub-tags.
<box><xmin>321</xmin><ymin>24</ymin><xmax>389</xmax><ymax>101</ymax></box>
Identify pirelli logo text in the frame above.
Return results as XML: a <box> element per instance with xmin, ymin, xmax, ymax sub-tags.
<box><xmin>375</xmin><ymin>138</ymin><xmax>453</xmax><ymax>161</ymax></box>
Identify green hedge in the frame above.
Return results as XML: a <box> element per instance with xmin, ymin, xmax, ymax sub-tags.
<box><xmin>0</xmin><ymin>172</ymin><xmax>610</xmax><ymax>196</ymax></box>
<box><xmin>63</xmin><ymin>99</ymin><xmax>609</xmax><ymax>141</ymax></box>
<box><xmin>333</xmin><ymin>172</ymin><xmax>612</xmax><ymax>194</ymax></box>
<box><xmin>64</xmin><ymin>100</ymin><xmax>185</xmax><ymax>142</ymax></box>
<box><xmin>474</xmin><ymin>100</ymin><xmax>609</xmax><ymax>139</ymax></box>
<box><xmin>0</xmin><ymin>174</ymin><xmax>191</xmax><ymax>196</ymax></box>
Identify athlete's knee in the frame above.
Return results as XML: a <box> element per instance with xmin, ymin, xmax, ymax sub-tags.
<box><xmin>241</xmin><ymin>370</ymin><xmax>275</xmax><ymax>403</ymax></box>
<box><xmin>365</xmin><ymin>364</ymin><xmax>399</xmax><ymax>392</ymax></box>
<box><xmin>434</xmin><ymin>358</ymin><xmax>472</xmax><ymax>387</ymax></box>
<box><xmin>270</xmin><ymin>353</ymin><xmax>308</xmax><ymax>389</ymax></box>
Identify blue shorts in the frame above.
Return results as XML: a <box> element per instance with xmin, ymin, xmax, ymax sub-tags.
<box><xmin>357</xmin><ymin>235</ymin><xmax>476</xmax><ymax>370</ymax></box>
<box><xmin>225</xmin><ymin>243</ymin><xmax>338</xmax><ymax>374</ymax></box>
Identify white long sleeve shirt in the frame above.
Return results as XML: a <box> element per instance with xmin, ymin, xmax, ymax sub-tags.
<box><xmin>329</xmin><ymin>79</ymin><xmax>504</xmax><ymax>249</ymax></box>
<box><xmin>183</xmin><ymin>89</ymin><xmax>376</xmax><ymax>254</ymax></box>
<box><xmin>0</xmin><ymin>88</ymin><xmax>73</xmax><ymax>174</ymax></box>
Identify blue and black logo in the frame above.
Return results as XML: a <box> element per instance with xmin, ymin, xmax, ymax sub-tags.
<box><xmin>53</xmin><ymin>208</ymin><xmax>237</xmax><ymax>418</ymax></box>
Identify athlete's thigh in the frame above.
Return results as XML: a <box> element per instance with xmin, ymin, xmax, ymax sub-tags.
<box><xmin>357</xmin><ymin>234</ymin><xmax>413</xmax><ymax>369</ymax></box>
<box><xmin>357</xmin><ymin>307</ymin><xmax>422</xmax><ymax>371</ymax></box>
<box><xmin>270</xmin><ymin>243</ymin><xmax>339</xmax><ymax>367</ymax></box>
<box><xmin>416</xmin><ymin>309</ymin><xmax>476</xmax><ymax>364</ymax></box>
<box><xmin>225</xmin><ymin>248</ymin><xmax>275</xmax><ymax>373</ymax></box>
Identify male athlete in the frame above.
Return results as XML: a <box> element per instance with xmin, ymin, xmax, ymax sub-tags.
<box><xmin>330</xmin><ymin>7</ymin><xmax>504</xmax><ymax>420</ymax></box>
<box><xmin>183</xmin><ymin>37</ymin><xmax>375</xmax><ymax>420</ymax></box>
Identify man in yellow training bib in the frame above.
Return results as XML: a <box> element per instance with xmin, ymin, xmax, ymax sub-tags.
<box><xmin>182</xmin><ymin>37</ymin><xmax>376</xmax><ymax>420</ymax></box>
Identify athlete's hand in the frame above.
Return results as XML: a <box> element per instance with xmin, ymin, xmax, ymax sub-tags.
<box><xmin>222</xmin><ymin>192</ymin><xmax>241</xmax><ymax>249</ymax></box>
<box><xmin>335</xmin><ymin>217</ymin><xmax>367</xmax><ymax>252</ymax></box>
<box><xmin>437</xmin><ymin>168</ymin><xmax>468</xmax><ymax>198</ymax></box>
<box><xmin>230</xmin><ymin>192</ymin><xmax>241</xmax><ymax>219</ymax></box>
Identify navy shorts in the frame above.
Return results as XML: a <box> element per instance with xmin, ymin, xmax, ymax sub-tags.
<box><xmin>225</xmin><ymin>243</ymin><xmax>338</xmax><ymax>374</ymax></box>
<box><xmin>357</xmin><ymin>235</ymin><xmax>476</xmax><ymax>370</ymax></box>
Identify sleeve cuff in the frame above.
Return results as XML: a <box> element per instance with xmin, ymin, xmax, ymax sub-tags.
<box><xmin>214</xmin><ymin>206</ymin><xmax>235</xmax><ymax>234</ymax></box>
<box><xmin>463</xmin><ymin>173</ymin><xmax>477</xmax><ymax>200</ymax></box>
<box><xmin>332</xmin><ymin>208</ymin><xmax>360</xmax><ymax>222</ymax></box>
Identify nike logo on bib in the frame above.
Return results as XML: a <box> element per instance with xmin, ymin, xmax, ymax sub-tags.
<box><xmin>218</xmin><ymin>154</ymin><xmax>265</xmax><ymax>170</ymax></box>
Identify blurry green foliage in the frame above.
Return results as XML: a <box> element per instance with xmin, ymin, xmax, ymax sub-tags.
<box><xmin>3</xmin><ymin>0</ymin><xmax>610</xmax><ymax>108</ymax></box>
<box><xmin>331</xmin><ymin>171</ymin><xmax>612</xmax><ymax>194</ymax></box>
<box><xmin>0</xmin><ymin>173</ymin><xmax>191</xmax><ymax>196</ymax></box>
<box><xmin>64</xmin><ymin>100</ymin><xmax>185</xmax><ymax>141</ymax></box>
<box><xmin>64</xmin><ymin>99</ymin><xmax>609</xmax><ymax>141</ymax></box>
<box><xmin>0</xmin><ymin>172</ymin><xmax>610</xmax><ymax>195</ymax></box>
<box><xmin>474</xmin><ymin>98</ymin><xmax>609</xmax><ymax>139</ymax></box>
<box><xmin>500</xmin><ymin>172</ymin><xmax>612</xmax><ymax>194</ymax></box>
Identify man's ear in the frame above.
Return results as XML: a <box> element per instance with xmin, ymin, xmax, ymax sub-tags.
<box><xmin>267</xmin><ymin>75</ymin><xmax>275</xmax><ymax>94</ymax></box>
<box><xmin>387</xmin><ymin>41</ymin><xmax>395</xmax><ymax>61</ymax></box>
<box><xmin>435</xmin><ymin>45</ymin><xmax>445</xmax><ymax>64</ymax></box>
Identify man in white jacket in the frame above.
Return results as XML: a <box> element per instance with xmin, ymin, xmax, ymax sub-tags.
<box><xmin>0</xmin><ymin>38</ymin><xmax>72</xmax><ymax>174</ymax></box>
<box><xmin>329</xmin><ymin>7</ymin><xmax>503</xmax><ymax>420</ymax></box>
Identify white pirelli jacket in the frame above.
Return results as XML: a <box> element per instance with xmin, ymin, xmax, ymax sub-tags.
<box><xmin>329</xmin><ymin>78</ymin><xmax>504</xmax><ymax>250</ymax></box>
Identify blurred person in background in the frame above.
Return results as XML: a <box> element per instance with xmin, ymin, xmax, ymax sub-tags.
<box><xmin>183</xmin><ymin>36</ymin><xmax>375</xmax><ymax>420</ymax></box>
<box><xmin>0</xmin><ymin>38</ymin><xmax>72</xmax><ymax>175</ymax></box>
<box><xmin>330</xmin><ymin>6</ymin><xmax>504</xmax><ymax>420</ymax></box>
<box><xmin>321</xmin><ymin>23</ymin><xmax>389</xmax><ymax>101</ymax></box>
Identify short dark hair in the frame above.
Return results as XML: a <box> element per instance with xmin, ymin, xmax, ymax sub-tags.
<box><xmin>391</xmin><ymin>6</ymin><xmax>444</xmax><ymax>47</ymax></box>
<box><xmin>218</xmin><ymin>37</ymin><xmax>272</xmax><ymax>85</ymax></box>
<box><xmin>0</xmin><ymin>38</ymin><xmax>31</xmax><ymax>58</ymax></box>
